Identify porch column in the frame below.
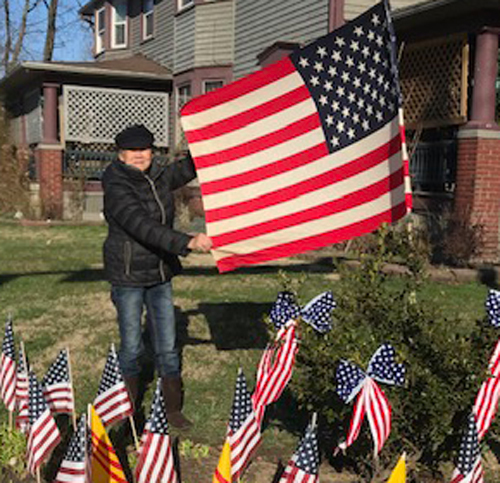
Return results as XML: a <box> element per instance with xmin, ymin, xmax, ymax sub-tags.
<box><xmin>454</xmin><ymin>28</ymin><xmax>500</xmax><ymax>262</ymax></box>
<box><xmin>36</xmin><ymin>82</ymin><xmax>63</xmax><ymax>219</ymax></box>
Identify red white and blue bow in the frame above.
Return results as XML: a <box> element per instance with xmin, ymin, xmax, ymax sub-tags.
<box><xmin>336</xmin><ymin>344</ymin><xmax>405</xmax><ymax>456</ymax></box>
<box><xmin>485</xmin><ymin>289</ymin><xmax>500</xmax><ymax>328</ymax></box>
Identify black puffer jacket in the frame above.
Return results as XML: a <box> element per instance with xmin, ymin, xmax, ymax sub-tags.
<box><xmin>102</xmin><ymin>156</ymin><xmax>196</xmax><ymax>287</ymax></box>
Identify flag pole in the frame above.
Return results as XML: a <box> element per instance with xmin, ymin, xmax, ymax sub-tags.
<box><xmin>66</xmin><ymin>348</ymin><xmax>77</xmax><ymax>430</ymax></box>
<box><xmin>8</xmin><ymin>410</ymin><xmax>13</xmax><ymax>432</ymax></box>
<box><xmin>36</xmin><ymin>466</ymin><xmax>41</xmax><ymax>483</ymax></box>
<box><xmin>129</xmin><ymin>414</ymin><xmax>140</xmax><ymax>452</ymax></box>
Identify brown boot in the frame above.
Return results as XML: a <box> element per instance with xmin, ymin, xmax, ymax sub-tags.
<box><xmin>161</xmin><ymin>376</ymin><xmax>193</xmax><ymax>430</ymax></box>
<box><xmin>123</xmin><ymin>376</ymin><xmax>140</xmax><ymax>411</ymax></box>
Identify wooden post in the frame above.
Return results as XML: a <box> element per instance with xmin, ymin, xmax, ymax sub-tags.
<box><xmin>129</xmin><ymin>415</ymin><xmax>140</xmax><ymax>452</ymax></box>
<box><xmin>65</xmin><ymin>348</ymin><xmax>77</xmax><ymax>430</ymax></box>
<box><xmin>36</xmin><ymin>466</ymin><xmax>41</xmax><ymax>483</ymax></box>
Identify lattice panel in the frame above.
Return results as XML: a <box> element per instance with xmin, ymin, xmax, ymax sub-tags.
<box><xmin>400</xmin><ymin>35</ymin><xmax>468</xmax><ymax>128</ymax></box>
<box><xmin>63</xmin><ymin>85</ymin><xmax>169</xmax><ymax>146</ymax></box>
<box><xmin>25</xmin><ymin>89</ymin><xmax>42</xmax><ymax>145</ymax></box>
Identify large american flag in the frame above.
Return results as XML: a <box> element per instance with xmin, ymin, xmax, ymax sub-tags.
<box><xmin>93</xmin><ymin>345</ymin><xmax>133</xmax><ymax>427</ymax></box>
<box><xmin>0</xmin><ymin>318</ymin><xmax>16</xmax><ymax>412</ymax></box>
<box><xmin>135</xmin><ymin>380</ymin><xmax>177</xmax><ymax>483</ymax></box>
<box><xmin>450</xmin><ymin>413</ymin><xmax>484</xmax><ymax>483</ymax></box>
<box><xmin>228</xmin><ymin>369</ymin><xmax>261</xmax><ymax>479</ymax></box>
<box><xmin>53</xmin><ymin>414</ymin><xmax>87</xmax><ymax>483</ymax></box>
<box><xmin>279</xmin><ymin>417</ymin><xmax>320</xmax><ymax>483</ymax></box>
<box><xmin>27</xmin><ymin>371</ymin><xmax>61</xmax><ymax>475</ymax></box>
<box><xmin>42</xmin><ymin>349</ymin><xmax>75</xmax><ymax>415</ymax></box>
<box><xmin>473</xmin><ymin>339</ymin><xmax>500</xmax><ymax>439</ymax></box>
<box><xmin>15</xmin><ymin>341</ymin><xmax>29</xmax><ymax>433</ymax></box>
<box><xmin>181</xmin><ymin>0</ymin><xmax>411</xmax><ymax>273</ymax></box>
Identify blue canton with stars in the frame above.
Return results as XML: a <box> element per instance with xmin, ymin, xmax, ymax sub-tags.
<box><xmin>456</xmin><ymin>413</ymin><xmax>481</xmax><ymax>477</ymax></box>
<box><xmin>229</xmin><ymin>369</ymin><xmax>254</xmax><ymax>433</ymax></box>
<box><xmin>289</xmin><ymin>2</ymin><xmax>400</xmax><ymax>154</ymax></box>
<box><xmin>64</xmin><ymin>414</ymin><xmax>86</xmax><ymax>463</ymax></box>
<box><xmin>294</xmin><ymin>421</ymin><xmax>320</xmax><ymax>475</ymax></box>
<box><xmin>2</xmin><ymin>319</ymin><xmax>15</xmax><ymax>360</ymax></box>
<box><xmin>269</xmin><ymin>291</ymin><xmax>301</xmax><ymax>331</ymax></box>
<box><xmin>367</xmin><ymin>343</ymin><xmax>405</xmax><ymax>387</ymax></box>
<box><xmin>149</xmin><ymin>379</ymin><xmax>170</xmax><ymax>435</ymax></box>
<box><xmin>301</xmin><ymin>291</ymin><xmax>336</xmax><ymax>334</ymax></box>
<box><xmin>96</xmin><ymin>346</ymin><xmax>125</xmax><ymax>397</ymax></box>
<box><xmin>485</xmin><ymin>289</ymin><xmax>500</xmax><ymax>328</ymax></box>
<box><xmin>28</xmin><ymin>372</ymin><xmax>49</xmax><ymax>424</ymax></box>
<box><xmin>42</xmin><ymin>349</ymin><xmax>70</xmax><ymax>387</ymax></box>
<box><xmin>336</xmin><ymin>360</ymin><xmax>367</xmax><ymax>403</ymax></box>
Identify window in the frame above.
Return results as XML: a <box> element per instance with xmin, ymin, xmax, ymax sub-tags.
<box><xmin>143</xmin><ymin>0</ymin><xmax>154</xmax><ymax>40</ymax></box>
<box><xmin>112</xmin><ymin>0</ymin><xmax>127</xmax><ymax>48</ymax></box>
<box><xmin>203</xmin><ymin>80</ymin><xmax>224</xmax><ymax>94</ymax></box>
<box><xmin>178</xmin><ymin>0</ymin><xmax>194</xmax><ymax>10</ymax></box>
<box><xmin>177</xmin><ymin>84</ymin><xmax>192</xmax><ymax>111</ymax></box>
<box><xmin>95</xmin><ymin>7</ymin><xmax>106</xmax><ymax>54</ymax></box>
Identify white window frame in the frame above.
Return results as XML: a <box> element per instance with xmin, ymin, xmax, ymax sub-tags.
<box><xmin>111</xmin><ymin>0</ymin><xmax>128</xmax><ymax>49</ymax></box>
<box><xmin>177</xmin><ymin>83</ymin><xmax>192</xmax><ymax>112</ymax></box>
<box><xmin>95</xmin><ymin>7</ymin><xmax>106</xmax><ymax>54</ymax></box>
<box><xmin>178</xmin><ymin>0</ymin><xmax>194</xmax><ymax>11</ymax></box>
<box><xmin>203</xmin><ymin>79</ymin><xmax>224</xmax><ymax>94</ymax></box>
<box><xmin>143</xmin><ymin>0</ymin><xmax>154</xmax><ymax>40</ymax></box>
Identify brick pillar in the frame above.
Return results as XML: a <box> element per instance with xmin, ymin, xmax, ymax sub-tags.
<box><xmin>454</xmin><ymin>130</ymin><xmax>500</xmax><ymax>262</ymax></box>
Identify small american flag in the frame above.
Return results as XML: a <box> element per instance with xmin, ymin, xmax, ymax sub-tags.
<box><xmin>27</xmin><ymin>371</ymin><xmax>61</xmax><ymax>475</ymax></box>
<box><xmin>0</xmin><ymin>317</ymin><xmax>16</xmax><ymax>412</ymax></box>
<box><xmin>42</xmin><ymin>349</ymin><xmax>75</xmax><ymax>414</ymax></box>
<box><xmin>336</xmin><ymin>344</ymin><xmax>404</xmax><ymax>455</ymax></box>
<box><xmin>485</xmin><ymin>289</ymin><xmax>500</xmax><ymax>327</ymax></box>
<box><xmin>53</xmin><ymin>414</ymin><xmax>87</xmax><ymax>483</ymax></box>
<box><xmin>135</xmin><ymin>380</ymin><xmax>177</xmax><ymax>483</ymax></box>
<box><xmin>450</xmin><ymin>414</ymin><xmax>484</xmax><ymax>483</ymax></box>
<box><xmin>181</xmin><ymin>0</ymin><xmax>411</xmax><ymax>273</ymax></box>
<box><xmin>252</xmin><ymin>321</ymin><xmax>298</xmax><ymax>423</ymax></box>
<box><xmin>93</xmin><ymin>345</ymin><xmax>133</xmax><ymax>427</ymax></box>
<box><xmin>473</xmin><ymin>339</ymin><xmax>500</xmax><ymax>440</ymax></box>
<box><xmin>279</xmin><ymin>417</ymin><xmax>320</xmax><ymax>483</ymax></box>
<box><xmin>15</xmin><ymin>342</ymin><xmax>29</xmax><ymax>433</ymax></box>
<box><xmin>228</xmin><ymin>369</ymin><xmax>261</xmax><ymax>479</ymax></box>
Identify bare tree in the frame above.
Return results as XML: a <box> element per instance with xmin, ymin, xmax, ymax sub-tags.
<box><xmin>42</xmin><ymin>0</ymin><xmax>58</xmax><ymax>61</ymax></box>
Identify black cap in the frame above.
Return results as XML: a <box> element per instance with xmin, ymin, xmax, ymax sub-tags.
<box><xmin>115</xmin><ymin>124</ymin><xmax>154</xmax><ymax>150</ymax></box>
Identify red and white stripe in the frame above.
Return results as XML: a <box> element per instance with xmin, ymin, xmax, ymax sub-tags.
<box><xmin>252</xmin><ymin>321</ymin><xmax>298</xmax><ymax>423</ymax></box>
<box><xmin>135</xmin><ymin>431</ymin><xmax>177</xmax><ymax>483</ymax></box>
<box><xmin>94</xmin><ymin>383</ymin><xmax>133</xmax><ymax>427</ymax></box>
<box><xmin>44</xmin><ymin>382</ymin><xmax>74</xmax><ymax>414</ymax></box>
<box><xmin>488</xmin><ymin>339</ymin><xmax>500</xmax><ymax>377</ymax></box>
<box><xmin>229</xmin><ymin>412</ymin><xmax>261</xmax><ymax>479</ymax></box>
<box><xmin>16</xmin><ymin>368</ymin><xmax>29</xmax><ymax>433</ymax></box>
<box><xmin>53</xmin><ymin>460</ymin><xmax>86</xmax><ymax>483</ymax></box>
<box><xmin>280</xmin><ymin>462</ymin><xmax>319</xmax><ymax>483</ymax></box>
<box><xmin>0</xmin><ymin>352</ymin><xmax>16</xmax><ymax>412</ymax></box>
<box><xmin>450</xmin><ymin>457</ymin><xmax>484</xmax><ymax>483</ymax></box>
<box><xmin>27</xmin><ymin>407</ymin><xmax>61</xmax><ymax>475</ymax></box>
<box><xmin>338</xmin><ymin>377</ymin><xmax>391</xmax><ymax>455</ymax></box>
<box><xmin>473</xmin><ymin>376</ymin><xmax>500</xmax><ymax>440</ymax></box>
<box><xmin>181</xmin><ymin>57</ymin><xmax>411</xmax><ymax>272</ymax></box>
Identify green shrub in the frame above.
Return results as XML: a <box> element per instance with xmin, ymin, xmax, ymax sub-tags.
<box><xmin>290</xmin><ymin>226</ymin><xmax>495</xmax><ymax>481</ymax></box>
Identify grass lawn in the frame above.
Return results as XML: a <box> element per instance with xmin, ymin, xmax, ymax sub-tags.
<box><xmin>0</xmin><ymin>221</ymin><xmax>490</xmax><ymax>482</ymax></box>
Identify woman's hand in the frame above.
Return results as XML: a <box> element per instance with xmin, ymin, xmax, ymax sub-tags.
<box><xmin>187</xmin><ymin>233</ymin><xmax>213</xmax><ymax>252</ymax></box>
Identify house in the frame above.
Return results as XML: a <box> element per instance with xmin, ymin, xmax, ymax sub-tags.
<box><xmin>1</xmin><ymin>0</ymin><xmax>499</xmax><ymax>260</ymax></box>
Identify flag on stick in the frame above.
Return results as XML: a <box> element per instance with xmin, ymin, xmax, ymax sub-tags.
<box><xmin>89</xmin><ymin>405</ymin><xmax>127</xmax><ymax>483</ymax></box>
<box><xmin>0</xmin><ymin>317</ymin><xmax>16</xmax><ymax>413</ymax></box>
<box><xmin>42</xmin><ymin>349</ymin><xmax>75</xmax><ymax>415</ymax></box>
<box><xmin>15</xmin><ymin>341</ymin><xmax>29</xmax><ymax>433</ymax></box>
<box><xmin>135</xmin><ymin>379</ymin><xmax>178</xmax><ymax>483</ymax></box>
<box><xmin>387</xmin><ymin>453</ymin><xmax>406</xmax><ymax>483</ymax></box>
<box><xmin>180</xmin><ymin>0</ymin><xmax>411</xmax><ymax>273</ymax></box>
<box><xmin>450</xmin><ymin>414</ymin><xmax>484</xmax><ymax>483</ymax></box>
<box><xmin>53</xmin><ymin>414</ymin><xmax>87</xmax><ymax>483</ymax></box>
<box><xmin>279</xmin><ymin>415</ymin><xmax>320</xmax><ymax>483</ymax></box>
<box><xmin>93</xmin><ymin>345</ymin><xmax>133</xmax><ymax>427</ymax></box>
<box><xmin>26</xmin><ymin>372</ymin><xmax>61</xmax><ymax>475</ymax></box>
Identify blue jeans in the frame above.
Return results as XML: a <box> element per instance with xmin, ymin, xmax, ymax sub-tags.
<box><xmin>111</xmin><ymin>282</ymin><xmax>180</xmax><ymax>377</ymax></box>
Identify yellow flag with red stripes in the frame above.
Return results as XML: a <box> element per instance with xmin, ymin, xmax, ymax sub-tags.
<box><xmin>387</xmin><ymin>453</ymin><xmax>406</xmax><ymax>483</ymax></box>
<box><xmin>89</xmin><ymin>405</ymin><xmax>128</xmax><ymax>483</ymax></box>
<box><xmin>213</xmin><ymin>440</ymin><xmax>231</xmax><ymax>483</ymax></box>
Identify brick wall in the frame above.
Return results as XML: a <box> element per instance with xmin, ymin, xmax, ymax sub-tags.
<box><xmin>454</xmin><ymin>130</ymin><xmax>500</xmax><ymax>262</ymax></box>
<box><xmin>36</xmin><ymin>147</ymin><xmax>63</xmax><ymax>219</ymax></box>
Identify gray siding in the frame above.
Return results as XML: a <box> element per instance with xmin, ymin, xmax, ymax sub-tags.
<box><xmin>195</xmin><ymin>1</ymin><xmax>234</xmax><ymax>67</ymax></box>
<box><xmin>174</xmin><ymin>7</ymin><xmax>196</xmax><ymax>73</ymax></box>
<box><xmin>344</xmin><ymin>0</ymin><xmax>427</xmax><ymax>20</ymax></box>
<box><xmin>234</xmin><ymin>0</ymin><xmax>328</xmax><ymax>79</ymax></box>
